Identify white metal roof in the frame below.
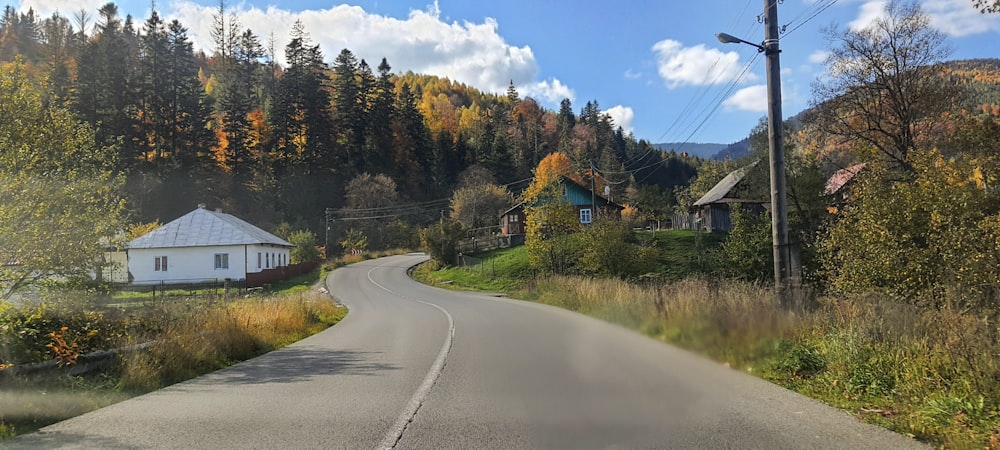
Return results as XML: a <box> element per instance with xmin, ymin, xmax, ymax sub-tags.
<box><xmin>128</xmin><ymin>207</ymin><xmax>292</xmax><ymax>249</ymax></box>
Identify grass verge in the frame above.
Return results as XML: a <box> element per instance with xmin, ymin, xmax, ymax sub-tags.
<box><xmin>415</xmin><ymin>248</ymin><xmax>1000</xmax><ymax>449</ymax></box>
<box><xmin>0</xmin><ymin>289</ymin><xmax>346</xmax><ymax>440</ymax></box>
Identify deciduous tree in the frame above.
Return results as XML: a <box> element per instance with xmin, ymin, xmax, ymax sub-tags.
<box><xmin>0</xmin><ymin>59</ymin><xmax>125</xmax><ymax>300</ymax></box>
<box><xmin>811</xmin><ymin>0</ymin><xmax>959</xmax><ymax>169</ymax></box>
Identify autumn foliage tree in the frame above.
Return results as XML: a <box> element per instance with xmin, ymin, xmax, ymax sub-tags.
<box><xmin>0</xmin><ymin>59</ymin><xmax>126</xmax><ymax>300</ymax></box>
<box><xmin>820</xmin><ymin>151</ymin><xmax>1000</xmax><ymax>307</ymax></box>
<box><xmin>450</xmin><ymin>184</ymin><xmax>513</xmax><ymax>229</ymax></box>
<box><xmin>811</xmin><ymin>0</ymin><xmax>960</xmax><ymax>169</ymax></box>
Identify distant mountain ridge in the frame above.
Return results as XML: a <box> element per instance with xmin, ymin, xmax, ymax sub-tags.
<box><xmin>653</xmin><ymin>140</ymin><xmax>750</xmax><ymax>160</ymax></box>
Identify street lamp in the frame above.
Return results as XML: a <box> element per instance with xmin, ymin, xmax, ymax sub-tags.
<box><xmin>718</xmin><ymin>0</ymin><xmax>795</xmax><ymax>305</ymax></box>
<box><xmin>715</xmin><ymin>33</ymin><xmax>764</xmax><ymax>51</ymax></box>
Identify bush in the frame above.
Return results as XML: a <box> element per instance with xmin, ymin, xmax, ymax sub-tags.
<box><xmin>720</xmin><ymin>208</ymin><xmax>773</xmax><ymax>282</ymax></box>
<box><xmin>579</xmin><ymin>221</ymin><xmax>658</xmax><ymax>278</ymax></box>
<box><xmin>419</xmin><ymin>218</ymin><xmax>465</xmax><ymax>265</ymax></box>
<box><xmin>769</xmin><ymin>340</ymin><xmax>827</xmax><ymax>379</ymax></box>
<box><xmin>288</xmin><ymin>230</ymin><xmax>322</xmax><ymax>264</ymax></box>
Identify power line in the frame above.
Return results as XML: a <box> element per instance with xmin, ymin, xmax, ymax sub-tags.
<box><xmin>325</xmin><ymin>177</ymin><xmax>534</xmax><ymax>221</ymax></box>
<box><xmin>782</xmin><ymin>0</ymin><xmax>838</xmax><ymax>37</ymax></box>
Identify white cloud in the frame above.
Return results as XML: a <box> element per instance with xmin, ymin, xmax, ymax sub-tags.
<box><xmin>923</xmin><ymin>0</ymin><xmax>1000</xmax><ymax>36</ymax></box>
<box><xmin>623</xmin><ymin>68</ymin><xmax>642</xmax><ymax>80</ymax></box>
<box><xmin>18</xmin><ymin>0</ymin><xmax>110</xmax><ymax>17</ymax></box>
<box><xmin>850</xmin><ymin>0</ymin><xmax>889</xmax><ymax>31</ymax></box>
<box><xmin>808</xmin><ymin>50</ymin><xmax>830</xmax><ymax>64</ymax></box>
<box><xmin>603</xmin><ymin>105</ymin><xmax>634</xmax><ymax>133</ymax></box>
<box><xmin>723</xmin><ymin>85</ymin><xmax>768</xmax><ymax>112</ymax></box>
<box><xmin>849</xmin><ymin>0</ymin><xmax>999</xmax><ymax>36</ymax></box>
<box><xmin>652</xmin><ymin>39</ymin><xmax>756</xmax><ymax>88</ymax></box>
<box><xmin>522</xmin><ymin>78</ymin><xmax>575</xmax><ymax>103</ymax></box>
<box><xmin>20</xmin><ymin>0</ymin><xmax>566</xmax><ymax>101</ymax></box>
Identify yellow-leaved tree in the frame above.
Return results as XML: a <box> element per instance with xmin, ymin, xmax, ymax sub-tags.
<box><xmin>0</xmin><ymin>59</ymin><xmax>126</xmax><ymax>300</ymax></box>
<box><xmin>523</xmin><ymin>152</ymin><xmax>582</xmax><ymax>273</ymax></box>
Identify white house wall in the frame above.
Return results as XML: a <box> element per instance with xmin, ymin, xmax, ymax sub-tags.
<box><xmin>129</xmin><ymin>245</ymin><xmax>249</xmax><ymax>285</ymax></box>
<box><xmin>128</xmin><ymin>244</ymin><xmax>291</xmax><ymax>285</ymax></box>
<box><xmin>245</xmin><ymin>244</ymin><xmax>291</xmax><ymax>274</ymax></box>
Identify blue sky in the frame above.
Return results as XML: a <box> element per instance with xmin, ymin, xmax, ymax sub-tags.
<box><xmin>16</xmin><ymin>0</ymin><xmax>1000</xmax><ymax>144</ymax></box>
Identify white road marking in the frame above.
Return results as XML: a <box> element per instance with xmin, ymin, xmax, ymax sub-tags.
<box><xmin>368</xmin><ymin>260</ymin><xmax>455</xmax><ymax>450</ymax></box>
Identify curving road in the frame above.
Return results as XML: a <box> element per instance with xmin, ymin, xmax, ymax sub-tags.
<box><xmin>7</xmin><ymin>253</ymin><xmax>925</xmax><ymax>449</ymax></box>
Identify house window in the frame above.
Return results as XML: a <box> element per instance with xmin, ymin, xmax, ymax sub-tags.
<box><xmin>154</xmin><ymin>256</ymin><xmax>168</xmax><ymax>271</ymax></box>
<box><xmin>257</xmin><ymin>252</ymin><xmax>262</xmax><ymax>269</ymax></box>
<box><xmin>580</xmin><ymin>208</ymin><xmax>592</xmax><ymax>224</ymax></box>
<box><xmin>214</xmin><ymin>253</ymin><xmax>229</xmax><ymax>269</ymax></box>
<box><xmin>266</xmin><ymin>253</ymin><xmax>270</xmax><ymax>268</ymax></box>
<box><xmin>510</xmin><ymin>214</ymin><xmax>519</xmax><ymax>222</ymax></box>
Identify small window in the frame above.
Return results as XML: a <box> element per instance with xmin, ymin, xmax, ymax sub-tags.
<box><xmin>154</xmin><ymin>256</ymin><xmax>168</xmax><ymax>271</ymax></box>
<box><xmin>510</xmin><ymin>214</ymin><xmax>519</xmax><ymax>223</ymax></box>
<box><xmin>257</xmin><ymin>252</ymin><xmax>262</xmax><ymax>269</ymax></box>
<box><xmin>214</xmin><ymin>253</ymin><xmax>229</xmax><ymax>269</ymax></box>
<box><xmin>266</xmin><ymin>253</ymin><xmax>270</xmax><ymax>268</ymax></box>
<box><xmin>580</xmin><ymin>208</ymin><xmax>592</xmax><ymax>224</ymax></box>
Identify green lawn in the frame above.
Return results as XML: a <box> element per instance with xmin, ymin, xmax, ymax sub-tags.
<box><xmin>642</xmin><ymin>229</ymin><xmax>725</xmax><ymax>281</ymax></box>
<box><xmin>413</xmin><ymin>229</ymin><xmax>726</xmax><ymax>292</ymax></box>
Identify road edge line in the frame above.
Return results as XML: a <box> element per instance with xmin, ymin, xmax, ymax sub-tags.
<box><xmin>368</xmin><ymin>259</ymin><xmax>455</xmax><ymax>450</ymax></box>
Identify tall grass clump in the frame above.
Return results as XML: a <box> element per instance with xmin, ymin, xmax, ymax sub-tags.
<box><xmin>791</xmin><ymin>295</ymin><xmax>1000</xmax><ymax>448</ymax></box>
<box><xmin>523</xmin><ymin>276</ymin><xmax>799</xmax><ymax>368</ymax></box>
<box><xmin>118</xmin><ymin>291</ymin><xmax>344</xmax><ymax>391</ymax></box>
<box><xmin>2</xmin><ymin>290</ymin><xmax>346</xmax><ymax>438</ymax></box>
<box><xmin>516</xmin><ymin>275</ymin><xmax>1000</xmax><ymax>448</ymax></box>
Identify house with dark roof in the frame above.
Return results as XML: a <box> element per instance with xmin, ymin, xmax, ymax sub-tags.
<box><xmin>127</xmin><ymin>205</ymin><xmax>293</xmax><ymax>285</ymax></box>
<box><xmin>500</xmin><ymin>176</ymin><xmax>625</xmax><ymax>238</ymax></box>
<box><xmin>690</xmin><ymin>161</ymin><xmax>767</xmax><ymax>232</ymax></box>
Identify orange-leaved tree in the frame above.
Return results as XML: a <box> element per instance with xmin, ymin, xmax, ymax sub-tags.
<box><xmin>523</xmin><ymin>152</ymin><xmax>582</xmax><ymax>274</ymax></box>
<box><xmin>522</xmin><ymin>152</ymin><xmax>579</xmax><ymax>204</ymax></box>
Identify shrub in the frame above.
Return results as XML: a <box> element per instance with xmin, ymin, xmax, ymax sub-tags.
<box><xmin>579</xmin><ymin>221</ymin><xmax>658</xmax><ymax>278</ymax></box>
<box><xmin>720</xmin><ymin>208</ymin><xmax>773</xmax><ymax>282</ymax></box>
<box><xmin>288</xmin><ymin>230</ymin><xmax>322</xmax><ymax>264</ymax></box>
<box><xmin>770</xmin><ymin>340</ymin><xmax>827</xmax><ymax>379</ymax></box>
<box><xmin>419</xmin><ymin>218</ymin><xmax>465</xmax><ymax>265</ymax></box>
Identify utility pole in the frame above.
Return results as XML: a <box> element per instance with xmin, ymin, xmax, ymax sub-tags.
<box><xmin>762</xmin><ymin>0</ymin><xmax>794</xmax><ymax>304</ymax></box>
<box><xmin>590</xmin><ymin>159</ymin><xmax>597</xmax><ymax>222</ymax></box>
<box><xmin>324</xmin><ymin>208</ymin><xmax>333</xmax><ymax>259</ymax></box>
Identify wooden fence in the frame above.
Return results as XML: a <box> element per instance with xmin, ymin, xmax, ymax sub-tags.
<box><xmin>246</xmin><ymin>262</ymin><xmax>319</xmax><ymax>288</ymax></box>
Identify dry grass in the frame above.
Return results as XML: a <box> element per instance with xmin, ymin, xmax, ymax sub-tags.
<box><xmin>521</xmin><ymin>275</ymin><xmax>1000</xmax><ymax>449</ymax></box>
<box><xmin>1</xmin><ymin>291</ymin><xmax>346</xmax><ymax>439</ymax></box>
<box><xmin>117</xmin><ymin>291</ymin><xmax>344</xmax><ymax>391</ymax></box>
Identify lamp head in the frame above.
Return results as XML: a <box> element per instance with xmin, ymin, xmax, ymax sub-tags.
<box><xmin>716</xmin><ymin>32</ymin><xmax>741</xmax><ymax>44</ymax></box>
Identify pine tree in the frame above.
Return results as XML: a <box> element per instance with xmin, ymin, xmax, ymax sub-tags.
<box><xmin>74</xmin><ymin>3</ymin><xmax>139</xmax><ymax>172</ymax></box>
<box><xmin>331</xmin><ymin>48</ymin><xmax>364</xmax><ymax>174</ymax></box>
<box><xmin>362</xmin><ymin>57</ymin><xmax>396</xmax><ymax>174</ymax></box>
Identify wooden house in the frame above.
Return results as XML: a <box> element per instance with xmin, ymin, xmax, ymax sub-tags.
<box><xmin>500</xmin><ymin>176</ymin><xmax>625</xmax><ymax>238</ymax></box>
<box><xmin>691</xmin><ymin>161</ymin><xmax>767</xmax><ymax>232</ymax></box>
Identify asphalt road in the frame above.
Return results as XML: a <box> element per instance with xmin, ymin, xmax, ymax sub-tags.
<box><xmin>6</xmin><ymin>253</ymin><xmax>926</xmax><ymax>449</ymax></box>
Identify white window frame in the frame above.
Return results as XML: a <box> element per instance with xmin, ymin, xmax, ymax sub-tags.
<box><xmin>214</xmin><ymin>253</ymin><xmax>229</xmax><ymax>269</ymax></box>
<box><xmin>580</xmin><ymin>208</ymin><xmax>592</xmax><ymax>224</ymax></box>
<box><xmin>154</xmin><ymin>256</ymin><xmax>168</xmax><ymax>271</ymax></box>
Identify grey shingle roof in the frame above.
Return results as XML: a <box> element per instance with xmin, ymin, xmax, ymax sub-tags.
<box><xmin>693</xmin><ymin>160</ymin><xmax>760</xmax><ymax>206</ymax></box>
<box><xmin>128</xmin><ymin>207</ymin><xmax>292</xmax><ymax>249</ymax></box>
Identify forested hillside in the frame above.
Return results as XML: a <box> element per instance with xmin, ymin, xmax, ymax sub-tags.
<box><xmin>0</xmin><ymin>3</ymin><xmax>702</xmax><ymax>237</ymax></box>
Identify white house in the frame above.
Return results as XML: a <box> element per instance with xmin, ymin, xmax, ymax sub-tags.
<box><xmin>127</xmin><ymin>205</ymin><xmax>293</xmax><ymax>285</ymax></box>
